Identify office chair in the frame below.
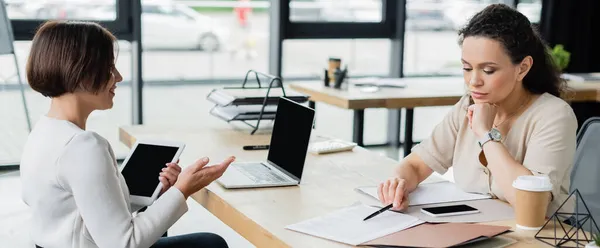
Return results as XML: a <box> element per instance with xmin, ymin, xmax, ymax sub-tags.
<box><xmin>565</xmin><ymin>117</ymin><xmax>600</xmax><ymax>233</ymax></box>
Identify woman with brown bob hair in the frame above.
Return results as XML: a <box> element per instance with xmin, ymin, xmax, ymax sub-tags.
<box><xmin>20</xmin><ymin>21</ymin><xmax>234</xmax><ymax>248</ymax></box>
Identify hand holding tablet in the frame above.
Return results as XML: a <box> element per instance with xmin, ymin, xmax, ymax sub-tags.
<box><xmin>158</xmin><ymin>161</ymin><xmax>182</xmax><ymax>196</ymax></box>
<box><xmin>120</xmin><ymin>139</ymin><xmax>236</xmax><ymax>206</ymax></box>
<box><xmin>120</xmin><ymin>139</ymin><xmax>186</xmax><ymax>206</ymax></box>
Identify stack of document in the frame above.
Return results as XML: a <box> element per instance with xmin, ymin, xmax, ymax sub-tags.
<box><xmin>356</xmin><ymin>181</ymin><xmax>514</xmax><ymax>223</ymax></box>
<box><xmin>285</xmin><ymin>204</ymin><xmax>423</xmax><ymax>246</ymax></box>
<box><xmin>206</xmin><ymin>87</ymin><xmax>309</xmax><ymax>129</ymax></box>
<box><xmin>287</xmin><ymin>182</ymin><xmax>514</xmax><ymax>246</ymax></box>
<box><xmin>356</xmin><ymin>181</ymin><xmax>492</xmax><ymax>206</ymax></box>
<box><xmin>350</xmin><ymin>77</ymin><xmax>407</xmax><ymax>88</ymax></box>
<box><xmin>210</xmin><ymin>105</ymin><xmax>278</xmax><ymax>122</ymax></box>
<box><xmin>206</xmin><ymin>88</ymin><xmax>308</xmax><ymax>107</ymax></box>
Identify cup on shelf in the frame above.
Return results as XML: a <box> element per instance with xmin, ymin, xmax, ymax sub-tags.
<box><xmin>328</xmin><ymin>57</ymin><xmax>342</xmax><ymax>84</ymax></box>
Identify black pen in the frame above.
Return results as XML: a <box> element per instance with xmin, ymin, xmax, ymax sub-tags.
<box><xmin>363</xmin><ymin>204</ymin><xmax>393</xmax><ymax>221</ymax></box>
<box><xmin>243</xmin><ymin>145</ymin><xmax>270</xmax><ymax>150</ymax></box>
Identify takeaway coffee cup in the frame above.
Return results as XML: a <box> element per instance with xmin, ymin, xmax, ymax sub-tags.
<box><xmin>512</xmin><ymin>175</ymin><xmax>553</xmax><ymax>230</ymax></box>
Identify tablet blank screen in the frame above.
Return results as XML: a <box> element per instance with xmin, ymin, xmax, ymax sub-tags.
<box><xmin>121</xmin><ymin>144</ymin><xmax>180</xmax><ymax>197</ymax></box>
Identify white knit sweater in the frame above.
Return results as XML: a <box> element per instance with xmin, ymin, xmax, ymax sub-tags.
<box><xmin>20</xmin><ymin>115</ymin><xmax>188</xmax><ymax>248</ymax></box>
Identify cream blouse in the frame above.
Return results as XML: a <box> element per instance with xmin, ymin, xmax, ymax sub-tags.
<box><xmin>412</xmin><ymin>93</ymin><xmax>578</xmax><ymax>215</ymax></box>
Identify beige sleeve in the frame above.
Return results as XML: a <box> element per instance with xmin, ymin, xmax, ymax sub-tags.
<box><xmin>411</xmin><ymin>96</ymin><xmax>469</xmax><ymax>174</ymax></box>
<box><xmin>522</xmin><ymin>104</ymin><xmax>577</xmax><ymax>203</ymax></box>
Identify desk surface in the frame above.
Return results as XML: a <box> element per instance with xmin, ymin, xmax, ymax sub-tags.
<box><xmin>290</xmin><ymin>77</ymin><xmax>600</xmax><ymax>109</ymax></box>
<box><xmin>119</xmin><ymin>125</ymin><xmax>584</xmax><ymax>247</ymax></box>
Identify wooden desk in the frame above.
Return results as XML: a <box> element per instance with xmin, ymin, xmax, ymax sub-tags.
<box><xmin>290</xmin><ymin>77</ymin><xmax>600</xmax><ymax>156</ymax></box>
<box><xmin>119</xmin><ymin>125</ymin><xmax>585</xmax><ymax>248</ymax></box>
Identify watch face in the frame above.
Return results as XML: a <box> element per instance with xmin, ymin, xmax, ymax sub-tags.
<box><xmin>490</xmin><ymin>128</ymin><xmax>502</xmax><ymax>141</ymax></box>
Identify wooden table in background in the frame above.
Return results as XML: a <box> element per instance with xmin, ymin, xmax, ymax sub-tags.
<box><xmin>290</xmin><ymin>77</ymin><xmax>600</xmax><ymax>157</ymax></box>
<box><xmin>119</xmin><ymin>125</ymin><xmax>586</xmax><ymax>248</ymax></box>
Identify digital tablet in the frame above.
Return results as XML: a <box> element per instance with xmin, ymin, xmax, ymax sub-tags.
<box><xmin>120</xmin><ymin>139</ymin><xmax>185</xmax><ymax>206</ymax></box>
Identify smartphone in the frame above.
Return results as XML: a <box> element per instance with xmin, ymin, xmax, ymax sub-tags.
<box><xmin>421</xmin><ymin>204</ymin><xmax>480</xmax><ymax>217</ymax></box>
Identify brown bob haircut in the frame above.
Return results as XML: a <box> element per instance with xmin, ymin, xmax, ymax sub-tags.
<box><xmin>26</xmin><ymin>21</ymin><xmax>117</xmax><ymax>97</ymax></box>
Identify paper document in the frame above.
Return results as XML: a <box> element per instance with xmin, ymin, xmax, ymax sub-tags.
<box><xmin>285</xmin><ymin>204</ymin><xmax>423</xmax><ymax>246</ymax></box>
<box><xmin>356</xmin><ymin>181</ymin><xmax>491</xmax><ymax>206</ymax></box>
<box><xmin>210</xmin><ymin>105</ymin><xmax>277</xmax><ymax>121</ymax></box>
<box><xmin>350</xmin><ymin>77</ymin><xmax>407</xmax><ymax>88</ymax></box>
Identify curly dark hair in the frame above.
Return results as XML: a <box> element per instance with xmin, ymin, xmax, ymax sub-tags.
<box><xmin>458</xmin><ymin>4</ymin><xmax>564</xmax><ymax>97</ymax></box>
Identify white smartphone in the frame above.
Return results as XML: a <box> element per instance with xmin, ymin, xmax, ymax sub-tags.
<box><xmin>120</xmin><ymin>139</ymin><xmax>185</xmax><ymax>206</ymax></box>
<box><xmin>421</xmin><ymin>204</ymin><xmax>480</xmax><ymax>217</ymax></box>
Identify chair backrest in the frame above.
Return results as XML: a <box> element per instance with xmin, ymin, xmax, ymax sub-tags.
<box><xmin>569</xmin><ymin>117</ymin><xmax>600</xmax><ymax>231</ymax></box>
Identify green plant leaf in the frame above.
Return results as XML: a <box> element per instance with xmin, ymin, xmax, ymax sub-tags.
<box><xmin>550</xmin><ymin>44</ymin><xmax>571</xmax><ymax>71</ymax></box>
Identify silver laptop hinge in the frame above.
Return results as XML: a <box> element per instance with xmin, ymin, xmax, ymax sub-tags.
<box><xmin>265</xmin><ymin>161</ymin><xmax>300</xmax><ymax>182</ymax></box>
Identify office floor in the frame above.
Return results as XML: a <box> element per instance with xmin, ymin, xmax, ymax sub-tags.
<box><xmin>0</xmin><ymin>84</ymin><xmax>453</xmax><ymax>247</ymax></box>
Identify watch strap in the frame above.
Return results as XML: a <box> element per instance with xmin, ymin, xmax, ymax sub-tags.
<box><xmin>478</xmin><ymin>132</ymin><xmax>492</xmax><ymax>148</ymax></box>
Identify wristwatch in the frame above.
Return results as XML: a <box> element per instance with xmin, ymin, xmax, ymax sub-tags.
<box><xmin>478</xmin><ymin>128</ymin><xmax>502</xmax><ymax>148</ymax></box>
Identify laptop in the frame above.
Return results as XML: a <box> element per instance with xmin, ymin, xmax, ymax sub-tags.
<box><xmin>217</xmin><ymin>97</ymin><xmax>315</xmax><ymax>189</ymax></box>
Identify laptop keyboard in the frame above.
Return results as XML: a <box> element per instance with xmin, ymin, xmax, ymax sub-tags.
<box><xmin>234</xmin><ymin>163</ymin><xmax>291</xmax><ymax>184</ymax></box>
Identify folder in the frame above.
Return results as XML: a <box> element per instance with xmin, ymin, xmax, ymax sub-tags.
<box><xmin>361</xmin><ymin>223</ymin><xmax>511</xmax><ymax>248</ymax></box>
<box><xmin>206</xmin><ymin>88</ymin><xmax>308</xmax><ymax>107</ymax></box>
<box><xmin>210</xmin><ymin>105</ymin><xmax>278</xmax><ymax>121</ymax></box>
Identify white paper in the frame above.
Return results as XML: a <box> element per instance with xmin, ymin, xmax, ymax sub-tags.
<box><xmin>285</xmin><ymin>204</ymin><xmax>423</xmax><ymax>246</ymax></box>
<box><xmin>350</xmin><ymin>77</ymin><xmax>407</xmax><ymax>88</ymax></box>
<box><xmin>211</xmin><ymin>105</ymin><xmax>277</xmax><ymax>120</ymax></box>
<box><xmin>356</xmin><ymin>181</ymin><xmax>491</xmax><ymax>206</ymax></box>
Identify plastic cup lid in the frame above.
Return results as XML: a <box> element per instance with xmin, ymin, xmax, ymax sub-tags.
<box><xmin>512</xmin><ymin>175</ymin><xmax>553</xmax><ymax>192</ymax></box>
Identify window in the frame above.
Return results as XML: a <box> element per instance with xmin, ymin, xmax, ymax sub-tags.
<box><xmin>281</xmin><ymin>39</ymin><xmax>391</xmax><ymax>145</ymax></box>
<box><xmin>142</xmin><ymin>2</ymin><xmax>270</xmax><ymax>125</ymax></box>
<box><xmin>9</xmin><ymin>0</ymin><xmax>130</xmax><ymax>41</ymax></box>
<box><xmin>139</xmin><ymin>2</ymin><xmax>269</xmax><ymax>80</ymax></box>
<box><xmin>517</xmin><ymin>0</ymin><xmax>542</xmax><ymax>24</ymax></box>
<box><xmin>2</xmin><ymin>1</ymin><xmax>132</xmax><ymax>165</ymax></box>
<box><xmin>403</xmin><ymin>0</ymin><xmax>537</xmax><ymax>76</ymax></box>
<box><xmin>289</xmin><ymin>0</ymin><xmax>383</xmax><ymax>23</ymax></box>
<box><xmin>0</xmin><ymin>40</ymin><xmax>132</xmax><ymax>164</ymax></box>
<box><xmin>0</xmin><ymin>52</ymin><xmax>29</xmax><ymax>164</ymax></box>
<box><xmin>143</xmin><ymin>5</ymin><xmax>161</xmax><ymax>15</ymax></box>
<box><xmin>5</xmin><ymin>0</ymin><xmax>117</xmax><ymax>21</ymax></box>
<box><xmin>282</xmin><ymin>39</ymin><xmax>390</xmax><ymax>78</ymax></box>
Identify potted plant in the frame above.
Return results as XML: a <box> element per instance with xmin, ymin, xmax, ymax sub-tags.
<box><xmin>586</xmin><ymin>233</ymin><xmax>600</xmax><ymax>248</ymax></box>
<box><xmin>549</xmin><ymin>44</ymin><xmax>571</xmax><ymax>72</ymax></box>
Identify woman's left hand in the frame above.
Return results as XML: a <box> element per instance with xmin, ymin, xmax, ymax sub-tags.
<box><xmin>159</xmin><ymin>159</ymin><xmax>182</xmax><ymax>196</ymax></box>
<box><xmin>467</xmin><ymin>103</ymin><xmax>497</xmax><ymax>138</ymax></box>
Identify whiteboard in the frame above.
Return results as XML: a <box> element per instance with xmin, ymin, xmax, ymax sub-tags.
<box><xmin>0</xmin><ymin>0</ymin><xmax>14</xmax><ymax>55</ymax></box>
